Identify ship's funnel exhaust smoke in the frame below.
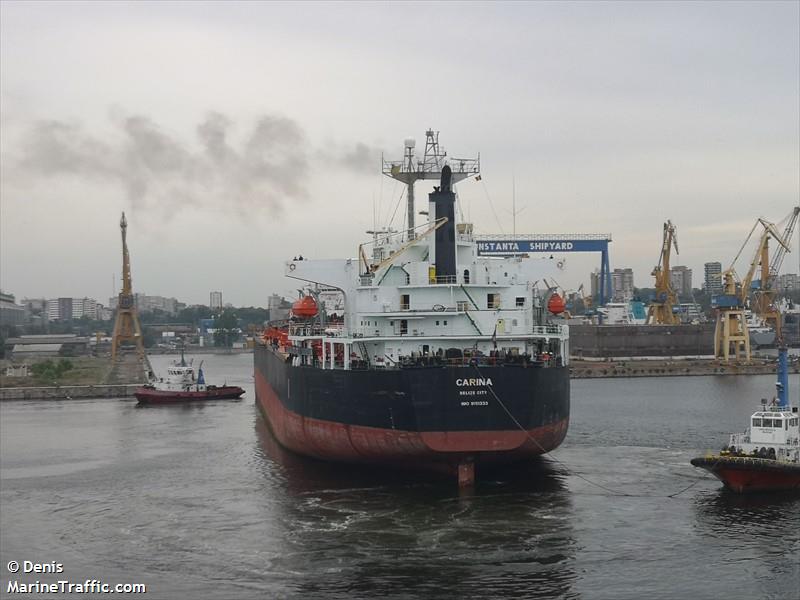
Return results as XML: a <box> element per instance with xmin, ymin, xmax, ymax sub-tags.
<box><xmin>11</xmin><ymin>112</ymin><xmax>380</xmax><ymax>219</ymax></box>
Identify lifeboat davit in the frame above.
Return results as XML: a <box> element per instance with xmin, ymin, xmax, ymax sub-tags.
<box><xmin>547</xmin><ymin>293</ymin><xmax>566</xmax><ymax>315</ymax></box>
<box><xmin>292</xmin><ymin>296</ymin><xmax>319</xmax><ymax>319</ymax></box>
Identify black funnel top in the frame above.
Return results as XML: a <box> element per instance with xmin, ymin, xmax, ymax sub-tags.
<box><xmin>429</xmin><ymin>165</ymin><xmax>456</xmax><ymax>280</ymax></box>
<box><xmin>440</xmin><ymin>165</ymin><xmax>452</xmax><ymax>192</ymax></box>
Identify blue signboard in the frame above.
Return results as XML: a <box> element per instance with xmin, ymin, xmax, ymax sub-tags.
<box><xmin>475</xmin><ymin>236</ymin><xmax>612</xmax><ymax>308</ymax></box>
<box><xmin>477</xmin><ymin>239</ymin><xmax>608</xmax><ymax>255</ymax></box>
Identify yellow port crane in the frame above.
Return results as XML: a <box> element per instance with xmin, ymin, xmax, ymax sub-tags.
<box><xmin>646</xmin><ymin>220</ymin><xmax>680</xmax><ymax>325</ymax></box>
<box><xmin>751</xmin><ymin>207</ymin><xmax>799</xmax><ymax>339</ymax></box>
<box><xmin>111</xmin><ymin>212</ymin><xmax>145</xmax><ymax>362</ymax></box>
<box><xmin>713</xmin><ymin>268</ymin><xmax>750</xmax><ymax>362</ymax></box>
<box><xmin>713</xmin><ymin>214</ymin><xmax>792</xmax><ymax>362</ymax></box>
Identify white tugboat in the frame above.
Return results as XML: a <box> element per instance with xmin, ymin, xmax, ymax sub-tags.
<box><xmin>691</xmin><ymin>348</ymin><xmax>800</xmax><ymax>492</ymax></box>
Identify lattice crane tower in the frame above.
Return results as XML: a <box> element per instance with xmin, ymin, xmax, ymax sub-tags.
<box><xmin>383</xmin><ymin>130</ymin><xmax>480</xmax><ymax>240</ymax></box>
<box><xmin>645</xmin><ymin>220</ymin><xmax>681</xmax><ymax>325</ymax></box>
<box><xmin>111</xmin><ymin>212</ymin><xmax>145</xmax><ymax>361</ymax></box>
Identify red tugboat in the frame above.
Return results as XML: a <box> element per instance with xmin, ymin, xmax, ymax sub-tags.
<box><xmin>135</xmin><ymin>352</ymin><xmax>245</xmax><ymax>404</ymax></box>
<box><xmin>691</xmin><ymin>348</ymin><xmax>800</xmax><ymax>493</ymax></box>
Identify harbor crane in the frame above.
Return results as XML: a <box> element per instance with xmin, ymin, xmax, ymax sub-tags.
<box><xmin>713</xmin><ymin>269</ymin><xmax>751</xmax><ymax>363</ymax></box>
<box><xmin>646</xmin><ymin>220</ymin><xmax>680</xmax><ymax>325</ymax></box>
<box><xmin>713</xmin><ymin>211</ymin><xmax>794</xmax><ymax>362</ymax></box>
<box><xmin>111</xmin><ymin>212</ymin><xmax>145</xmax><ymax>362</ymax></box>
<box><xmin>751</xmin><ymin>206</ymin><xmax>799</xmax><ymax>337</ymax></box>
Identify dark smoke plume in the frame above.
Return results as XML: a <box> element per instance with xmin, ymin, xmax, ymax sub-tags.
<box><xmin>317</xmin><ymin>141</ymin><xmax>382</xmax><ymax>174</ymax></box>
<box><xmin>12</xmin><ymin>112</ymin><xmax>378</xmax><ymax>218</ymax></box>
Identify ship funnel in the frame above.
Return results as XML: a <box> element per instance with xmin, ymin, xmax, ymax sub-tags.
<box><xmin>430</xmin><ymin>165</ymin><xmax>456</xmax><ymax>281</ymax></box>
<box><xmin>441</xmin><ymin>165</ymin><xmax>452</xmax><ymax>192</ymax></box>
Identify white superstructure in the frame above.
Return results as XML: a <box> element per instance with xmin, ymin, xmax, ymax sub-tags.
<box><xmin>596</xmin><ymin>302</ymin><xmax>646</xmax><ymax>325</ymax></box>
<box><xmin>148</xmin><ymin>355</ymin><xmax>209</xmax><ymax>392</ymax></box>
<box><xmin>729</xmin><ymin>406</ymin><xmax>800</xmax><ymax>463</ymax></box>
<box><xmin>283</xmin><ymin>216</ymin><xmax>568</xmax><ymax>370</ymax></box>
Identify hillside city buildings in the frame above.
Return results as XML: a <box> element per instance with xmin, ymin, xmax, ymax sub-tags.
<box><xmin>587</xmin><ymin>263</ymin><xmax>800</xmax><ymax>303</ymax></box>
<box><xmin>108</xmin><ymin>294</ymin><xmax>185</xmax><ymax>316</ymax></box>
<box><xmin>670</xmin><ymin>266</ymin><xmax>693</xmax><ymax>296</ymax></box>
<box><xmin>3</xmin><ymin>265</ymin><xmax>800</xmax><ymax>333</ymax></box>
<box><xmin>704</xmin><ymin>262</ymin><xmax>723</xmax><ymax>295</ymax></box>
<box><xmin>610</xmin><ymin>268</ymin><xmax>635</xmax><ymax>302</ymax></box>
<box><xmin>47</xmin><ymin>297</ymin><xmax>100</xmax><ymax>321</ymax></box>
<box><xmin>210</xmin><ymin>291</ymin><xmax>223</xmax><ymax>310</ymax></box>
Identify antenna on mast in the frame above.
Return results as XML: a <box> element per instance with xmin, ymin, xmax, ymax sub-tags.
<box><xmin>382</xmin><ymin>130</ymin><xmax>480</xmax><ymax>241</ymax></box>
<box><xmin>503</xmin><ymin>170</ymin><xmax>526</xmax><ymax>235</ymax></box>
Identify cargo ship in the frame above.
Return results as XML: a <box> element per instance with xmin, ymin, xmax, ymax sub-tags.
<box><xmin>255</xmin><ymin>139</ymin><xmax>570</xmax><ymax>485</ymax></box>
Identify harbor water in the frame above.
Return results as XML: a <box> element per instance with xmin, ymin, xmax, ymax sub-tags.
<box><xmin>1</xmin><ymin>353</ymin><xmax>799</xmax><ymax>599</ymax></box>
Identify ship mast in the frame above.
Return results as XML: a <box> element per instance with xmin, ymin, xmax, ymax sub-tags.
<box><xmin>382</xmin><ymin>130</ymin><xmax>480</xmax><ymax>240</ymax></box>
<box><xmin>111</xmin><ymin>212</ymin><xmax>145</xmax><ymax>362</ymax></box>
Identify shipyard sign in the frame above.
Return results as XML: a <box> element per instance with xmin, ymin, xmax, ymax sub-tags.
<box><xmin>477</xmin><ymin>239</ymin><xmax>608</xmax><ymax>255</ymax></box>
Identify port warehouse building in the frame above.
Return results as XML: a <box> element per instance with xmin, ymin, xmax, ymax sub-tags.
<box><xmin>0</xmin><ymin>292</ymin><xmax>25</xmax><ymax>326</ymax></box>
<box><xmin>3</xmin><ymin>335</ymin><xmax>90</xmax><ymax>359</ymax></box>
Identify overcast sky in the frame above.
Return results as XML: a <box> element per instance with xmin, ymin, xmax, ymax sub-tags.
<box><xmin>2</xmin><ymin>1</ymin><xmax>798</xmax><ymax>306</ymax></box>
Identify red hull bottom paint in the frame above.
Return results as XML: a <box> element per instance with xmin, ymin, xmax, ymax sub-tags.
<box><xmin>255</xmin><ymin>369</ymin><xmax>568</xmax><ymax>474</ymax></box>
<box><xmin>135</xmin><ymin>386</ymin><xmax>245</xmax><ymax>404</ymax></box>
<box><xmin>691</xmin><ymin>457</ymin><xmax>800</xmax><ymax>493</ymax></box>
<box><xmin>715</xmin><ymin>469</ymin><xmax>800</xmax><ymax>493</ymax></box>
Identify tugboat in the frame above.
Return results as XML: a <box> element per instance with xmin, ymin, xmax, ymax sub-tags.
<box><xmin>691</xmin><ymin>348</ymin><xmax>800</xmax><ymax>492</ymax></box>
<box><xmin>255</xmin><ymin>133</ymin><xmax>571</xmax><ymax>486</ymax></box>
<box><xmin>135</xmin><ymin>352</ymin><xmax>245</xmax><ymax>404</ymax></box>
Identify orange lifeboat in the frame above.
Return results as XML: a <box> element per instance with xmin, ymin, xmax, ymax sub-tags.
<box><xmin>292</xmin><ymin>296</ymin><xmax>319</xmax><ymax>319</ymax></box>
<box><xmin>547</xmin><ymin>293</ymin><xmax>566</xmax><ymax>315</ymax></box>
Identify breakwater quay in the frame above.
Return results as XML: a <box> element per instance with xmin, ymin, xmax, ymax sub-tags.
<box><xmin>0</xmin><ymin>384</ymin><xmax>138</xmax><ymax>401</ymax></box>
<box><xmin>570</xmin><ymin>358</ymin><xmax>799</xmax><ymax>379</ymax></box>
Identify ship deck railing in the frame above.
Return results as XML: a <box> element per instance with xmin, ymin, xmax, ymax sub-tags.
<box><xmin>430</xmin><ymin>275</ymin><xmax>458</xmax><ymax>285</ymax></box>
<box><xmin>287</xmin><ymin>324</ymin><xmax>566</xmax><ymax>340</ymax></box>
<box><xmin>701</xmin><ymin>453</ymin><xmax>800</xmax><ymax>467</ymax></box>
<box><xmin>729</xmin><ymin>432</ymin><xmax>750</xmax><ymax>445</ymax></box>
<box><xmin>395</xmin><ymin>353</ymin><xmax>563</xmax><ymax>369</ymax></box>
<box><xmin>295</xmin><ymin>352</ymin><xmax>564</xmax><ymax>371</ymax></box>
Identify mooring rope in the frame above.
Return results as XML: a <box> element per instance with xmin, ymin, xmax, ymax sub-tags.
<box><xmin>471</xmin><ymin>363</ymin><xmax>718</xmax><ymax>498</ymax></box>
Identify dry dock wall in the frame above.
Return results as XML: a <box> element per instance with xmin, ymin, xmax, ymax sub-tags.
<box><xmin>569</xmin><ymin>358</ymin><xmax>799</xmax><ymax>378</ymax></box>
<box><xmin>0</xmin><ymin>384</ymin><xmax>138</xmax><ymax>401</ymax></box>
<box><xmin>570</xmin><ymin>323</ymin><xmax>715</xmax><ymax>358</ymax></box>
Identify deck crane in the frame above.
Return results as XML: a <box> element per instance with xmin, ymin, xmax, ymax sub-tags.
<box><xmin>752</xmin><ymin>207</ymin><xmax>799</xmax><ymax>338</ymax></box>
<box><xmin>646</xmin><ymin>220</ymin><xmax>680</xmax><ymax>325</ymax></box>
<box><xmin>713</xmin><ymin>213</ymin><xmax>793</xmax><ymax>362</ymax></box>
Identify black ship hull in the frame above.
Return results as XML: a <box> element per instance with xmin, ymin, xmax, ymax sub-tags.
<box><xmin>254</xmin><ymin>345</ymin><xmax>570</xmax><ymax>475</ymax></box>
